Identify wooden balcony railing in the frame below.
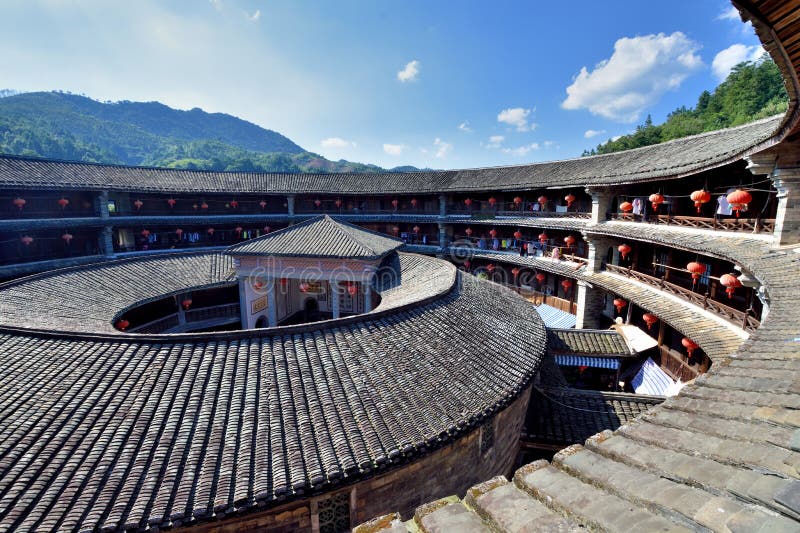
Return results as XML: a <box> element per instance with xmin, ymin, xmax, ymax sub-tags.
<box><xmin>604</xmin><ymin>264</ymin><xmax>760</xmax><ymax>333</ymax></box>
<box><xmin>495</xmin><ymin>210</ymin><xmax>592</xmax><ymax>219</ymax></box>
<box><xmin>610</xmin><ymin>213</ymin><xmax>774</xmax><ymax>234</ymax></box>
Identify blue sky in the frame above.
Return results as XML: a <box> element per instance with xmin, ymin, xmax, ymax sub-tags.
<box><xmin>0</xmin><ymin>1</ymin><xmax>766</xmax><ymax>169</ymax></box>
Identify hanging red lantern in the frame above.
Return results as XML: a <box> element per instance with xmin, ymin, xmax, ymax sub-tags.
<box><xmin>280</xmin><ymin>278</ymin><xmax>289</xmax><ymax>286</ymax></box>
<box><xmin>58</xmin><ymin>197</ymin><xmax>70</xmax><ymax>209</ymax></box>
<box><xmin>182</xmin><ymin>299</ymin><xmax>192</xmax><ymax>310</ymax></box>
<box><xmin>230</xmin><ymin>200</ymin><xmax>239</xmax><ymax>209</ymax></box>
<box><xmin>167</xmin><ymin>198</ymin><xmax>176</xmax><ymax>208</ymax></box>
<box><xmin>538</xmin><ymin>232</ymin><xmax>548</xmax><ymax>244</ymax></box>
<box><xmin>488</xmin><ymin>197</ymin><xmax>497</xmax><ymax>207</ymax></box>
<box><xmin>537</xmin><ymin>195</ymin><xmax>548</xmax><ymax>210</ymax></box>
<box><xmin>134</xmin><ymin>199</ymin><xmax>144</xmax><ymax>210</ymax></box>
<box><xmin>253</xmin><ymin>280</ymin><xmax>264</xmax><ymax>290</ymax></box>
<box><xmin>264</xmin><ymin>225</ymin><xmax>272</xmax><ymax>233</ymax></box>
<box><xmin>464</xmin><ymin>260</ymin><xmax>471</xmax><ymax>270</ymax></box>
<box><xmin>140</xmin><ymin>229</ymin><xmax>150</xmax><ymax>237</ymax></box>
<box><xmin>410</xmin><ymin>198</ymin><xmax>418</xmax><ymax>208</ymax></box>
<box><xmin>726</xmin><ymin>189</ymin><xmax>752</xmax><ymax>218</ymax></box>
<box><xmin>535</xmin><ymin>273</ymin><xmax>546</xmax><ymax>284</ymax></box>
<box><xmin>347</xmin><ymin>283</ymin><xmax>358</xmax><ymax>296</ymax></box>
<box><xmin>513</xmin><ymin>196</ymin><xmax>523</xmax><ymax>206</ymax></box>
<box><xmin>565</xmin><ymin>193</ymin><xmax>576</xmax><ymax>208</ymax></box>
<box><xmin>61</xmin><ymin>232</ymin><xmax>73</xmax><ymax>244</ymax></box>
<box><xmin>619</xmin><ymin>201</ymin><xmax>633</xmax><ymax>213</ymax></box>
<box><xmin>20</xmin><ymin>236</ymin><xmax>33</xmax><ymax>246</ymax></box>
<box><xmin>613</xmin><ymin>298</ymin><xmax>627</xmax><ymax>313</ymax></box>
<box><xmin>335</xmin><ymin>199</ymin><xmax>342</xmax><ymax>208</ymax></box>
<box><xmin>116</xmin><ymin>319</ymin><xmax>130</xmax><ymax>331</ymax></box>
<box><xmin>648</xmin><ymin>193</ymin><xmax>664</xmax><ymax>212</ymax></box>
<box><xmin>486</xmin><ymin>263</ymin><xmax>495</xmax><ymax>273</ymax></box>
<box><xmin>465</xmin><ymin>227</ymin><xmax>473</xmax><ymax>236</ymax></box>
<box><xmin>642</xmin><ymin>313</ymin><xmax>658</xmax><ymax>330</ymax></box>
<box><xmin>314</xmin><ymin>199</ymin><xmax>322</xmax><ymax>207</ymax></box>
<box><xmin>175</xmin><ymin>228</ymin><xmax>183</xmax><ymax>237</ymax></box>
<box><xmin>412</xmin><ymin>225</ymin><xmax>420</xmax><ymax>233</ymax></box>
<box><xmin>202</xmin><ymin>202</ymin><xmax>210</xmax><ymax>210</ymax></box>
<box><xmin>564</xmin><ymin>235</ymin><xmax>576</xmax><ymax>248</ymax></box>
<box><xmin>719</xmin><ymin>273</ymin><xmax>742</xmax><ymax>299</ymax></box>
<box><xmin>12</xmin><ymin>197</ymin><xmax>26</xmax><ymax>210</ymax></box>
<box><xmin>686</xmin><ymin>261</ymin><xmax>705</xmax><ymax>281</ymax></box>
<box><xmin>391</xmin><ymin>199</ymin><xmax>399</xmax><ymax>209</ymax></box>
<box><xmin>681</xmin><ymin>337</ymin><xmax>699</xmax><ymax>357</ymax></box>
<box><xmin>561</xmin><ymin>279</ymin><xmax>573</xmax><ymax>292</ymax></box>
<box><xmin>464</xmin><ymin>198</ymin><xmax>473</xmax><ymax>207</ymax></box>
<box><xmin>207</xmin><ymin>227</ymin><xmax>215</xmax><ymax>235</ymax></box>
<box><xmin>618</xmin><ymin>244</ymin><xmax>632</xmax><ymax>259</ymax></box>
<box><xmin>514</xmin><ymin>230</ymin><xmax>523</xmax><ymax>240</ymax></box>
<box><xmin>299</xmin><ymin>282</ymin><xmax>310</xmax><ymax>292</ymax></box>
<box><xmin>489</xmin><ymin>228</ymin><xmax>498</xmax><ymax>238</ymax></box>
<box><xmin>690</xmin><ymin>190</ymin><xmax>711</xmax><ymax>214</ymax></box>
<box><xmin>235</xmin><ymin>226</ymin><xmax>243</xmax><ymax>236</ymax></box>
<box><xmin>511</xmin><ymin>267</ymin><xmax>521</xmax><ymax>278</ymax></box>
<box><xmin>259</xmin><ymin>200</ymin><xmax>267</xmax><ymax>209</ymax></box>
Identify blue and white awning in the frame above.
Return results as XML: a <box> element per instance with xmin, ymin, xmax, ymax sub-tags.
<box><xmin>632</xmin><ymin>357</ymin><xmax>675</xmax><ymax>396</ymax></box>
<box><xmin>555</xmin><ymin>355</ymin><xmax>620</xmax><ymax>369</ymax></box>
<box><xmin>535</xmin><ymin>304</ymin><xmax>576</xmax><ymax>329</ymax></box>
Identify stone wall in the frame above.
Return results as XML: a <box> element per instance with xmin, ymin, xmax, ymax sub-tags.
<box><xmin>187</xmin><ymin>385</ymin><xmax>531</xmax><ymax>533</ymax></box>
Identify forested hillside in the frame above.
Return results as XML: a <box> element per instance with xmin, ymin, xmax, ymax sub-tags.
<box><xmin>583</xmin><ymin>59</ymin><xmax>788</xmax><ymax>155</ymax></box>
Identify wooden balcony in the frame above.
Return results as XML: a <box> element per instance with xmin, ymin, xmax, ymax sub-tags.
<box><xmin>610</xmin><ymin>213</ymin><xmax>775</xmax><ymax>234</ymax></box>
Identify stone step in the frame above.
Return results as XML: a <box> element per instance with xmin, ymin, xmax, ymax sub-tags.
<box><xmin>413</xmin><ymin>496</ymin><xmax>491</xmax><ymax>533</ymax></box>
<box><xmin>513</xmin><ymin>460</ymin><xmax>689</xmax><ymax>532</ymax></box>
<box><xmin>553</xmin><ymin>444</ymin><xmax>799</xmax><ymax>532</ymax></box>
<box><xmin>464</xmin><ymin>475</ymin><xmax>581</xmax><ymax>532</ymax></box>
<box><xmin>585</xmin><ymin>430</ymin><xmax>800</xmax><ymax>521</ymax></box>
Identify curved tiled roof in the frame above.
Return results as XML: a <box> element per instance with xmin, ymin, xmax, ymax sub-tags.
<box><xmin>546</xmin><ymin>328</ymin><xmax>632</xmax><ymax>357</ymax></box>
<box><xmin>0</xmin><ymin>114</ymin><xmax>782</xmax><ymax>194</ymax></box>
<box><xmin>0</xmin><ymin>252</ymin><xmax>547</xmax><ymax>532</ymax></box>
<box><xmin>224</xmin><ymin>215</ymin><xmax>402</xmax><ymax>259</ymax></box>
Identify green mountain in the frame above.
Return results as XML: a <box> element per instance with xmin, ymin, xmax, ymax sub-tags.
<box><xmin>0</xmin><ymin>91</ymin><xmax>403</xmax><ymax>173</ymax></box>
<box><xmin>583</xmin><ymin>58</ymin><xmax>789</xmax><ymax>156</ymax></box>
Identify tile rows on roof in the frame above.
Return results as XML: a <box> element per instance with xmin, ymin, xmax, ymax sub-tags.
<box><xmin>546</xmin><ymin>328</ymin><xmax>632</xmax><ymax>356</ymax></box>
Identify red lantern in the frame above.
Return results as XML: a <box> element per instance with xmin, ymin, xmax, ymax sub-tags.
<box><xmin>391</xmin><ymin>199</ymin><xmax>399</xmax><ymax>209</ymax></box>
<box><xmin>134</xmin><ymin>199</ymin><xmax>144</xmax><ymax>210</ymax></box>
<box><xmin>649</xmin><ymin>193</ymin><xmax>664</xmax><ymax>212</ymax></box>
<box><xmin>58</xmin><ymin>198</ymin><xmax>70</xmax><ymax>209</ymax></box>
<box><xmin>167</xmin><ymin>198</ymin><xmax>176</xmax><ymax>208</ymax></box>
<box><xmin>465</xmin><ymin>227</ymin><xmax>473</xmax><ymax>236</ymax></box>
<box><xmin>264</xmin><ymin>226</ymin><xmax>272</xmax><ymax>233</ymax></box>
<box><xmin>726</xmin><ymin>189</ymin><xmax>752</xmax><ymax>217</ymax></box>
<box><xmin>618</xmin><ymin>244</ymin><xmax>632</xmax><ymax>260</ymax></box>
<box><xmin>201</xmin><ymin>201</ymin><xmax>209</xmax><ymax>210</ymax></box>
<box><xmin>413</xmin><ymin>225</ymin><xmax>420</xmax><ymax>233</ymax></box>
<box><xmin>116</xmin><ymin>319</ymin><xmax>130</xmax><ymax>331</ymax></box>
<box><xmin>12</xmin><ymin>197</ymin><xmax>26</xmax><ymax>210</ymax></box>
<box><xmin>564</xmin><ymin>235</ymin><xmax>576</xmax><ymax>248</ymax></box>
<box><xmin>140</xmin><ymin>229</ymin><xmax>150</xmax><ymax>237</ymax></box>
<box><xmin>488</xmin><ymin>197</ymin><xmax>497</xmax><ymax>207</ymax></box>
<box><xmin>253</xmin><ymin>280</ymin><xmax>264</xmax><ymax>290</ymax></box>
<box><xmin>682</xmin><ymin>337</ymin><xmax>699</xmax><ymax>357</ymax></box>
<box><xmin>511</xmin><ymin>267</ymin><xmax>521</xmax><ymax>278</ymax></box>
<box><xmin>207</xmin><ymin>227</ymin><xmax>215</xmax><ymax>235</ymax></box>
<box><xmin>513</xmin><ymin>196</ymin><xmax>523</xmax><ymax>205</ymax></box>
<box><xmin>642</xmin><ymin>313</ymin><xmax>658</xmax><ymax>330</ymax></box>
<box><xmin>175</xmin><ymin>228</ymin><xmax>183</xmax><ymax>237</ymax></box>
<box><xmin>486</xmin><ymin>263</ymin><xmax>495</xmax><ymax>273</ymax></box>
<box><xmin>299</xmin><ymin>282</ymin><xmax>310</xmax><ymax>292</ymax></box>
<box><xmin>537</xmin><ymin>195</ymin><xmax>548</xmax><ymax>210</ymax></box>
<box><xmin>719</xmin><ymin>273</ymin><xmax>742</xmax><ymax>299</ymax></box>
<box><xmin>535</xmin><ymin>273</ymin><xmax>546</xmax><ymax>284</ymax></box>
<box><xmin>464</xmin><ymin>260</ymin><xmax>471</xmax><ymax>270</ymax></box>
<box><xmin>565</xmin><ymin>193</ymin><xmax>576</xmax><ymax>208</ymax></box>
<box><xmin>690</xmin><ymin>190</ymin><xmax>711</xmax><ymax>214</ymax></box>
<box><xmin>182</xmin><ymin>299</ymin><xmax>192</xmax><ymax>310</ymax></box>
<box><xmin>561</xmin><ymin>279</ymin><xmax>573</xmax><ymax>292</ymax></box>
<box><xmin>347</xmin><ymin>283</ymin><xmax>358</xmax><ymax>296</ymax></box>
<box><xmin>280</xmin><ymin>278</ymin><xmax>289</xmax><ymax>286</ymax></box>
<box><xmin>259</xmin><ymin>200</ymin><xmax>267</xmax><ymax>209</ymax></box>
<box><xmin>489</xmin><ymin>229</ymin><xmax>498</xmax><ymax>238</ymax></box>
<box><xmin>619</xmin><ymin>201</ymin><xmax>633</xmax><ymax>213</ymax></box>
<box><xmin>538</xmin><ymin>233</ymin><xmax>548</xmax><ymax>244</ymax></box>
<box><xmin>335</xmin><ymin>199</ymin><xmax>342</xmax><ymax>208</ymax></box>
<box><xmin>513</xmin><ymin>230</ymin><xmax>523</xmax><ymax>240</ymax></box>
<box><xmin>61</xmin><ymin>233</ymin><xmax>73</xmax><ymax>244</ymax></box>
<box><xmin>230</xmin><ymin>200</ymin><xmax>239</xmax><ymax>209</ymax></box>
<box><xmin>464</xmin><ymin>198</ymin><xmax>473</xmax><ymax>207</ymax></box>
<box><xmin>410</xmin><ymin>198</ymin><xmax>418</xmax><ymax>208</ymax></box>
<box><xmin>687</xmin><ymin>261</ymin><xmax>706</xmax><ymax>288</ymax></box>
<box><xmin>20</xmin><ymin>236</ymin><xmax>33</xmax><ymax>246</ymax></box>
<box><xmin>235</xmin><ymin>226</ymin><xmax>243</xmax><ymax>236</ymax></box>
<box><xmin>613</xmin><ymin>298</ymin><xmax>627</xmax><ymax>313</ymax></box>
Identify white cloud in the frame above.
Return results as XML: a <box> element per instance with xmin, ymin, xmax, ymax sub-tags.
<box><xmin>502</xmin><ymin>142</ymin><xmax>540</xmax><ymax>157</ymax></box>
<box><xmin>497</xmin><ymin>107</ymin><xmax>534</xmax><ymax>131</ymax></box>
<box><xmin>383</xmin><ymin>143</ymin><xmax>406</xmax><ymax>156</ymax></box>
<box><xmin>246</xmin><ymin>9</ymin><xmax>261</xmax><ymax>22</ymax></box>
<box><xmin>397</xmin><ymin>60</ymin><xmax>420</xmax><ymax>82</ymax></box>
<box><xmin>458</xmin><ymin>121</ymin><xmax>472</xmax><ymax>133</ymax></box>
<box><xmin>561</xmin><ymin>32</ymin><xmax>703</xmax><ymax>122</ymax></box>
<box><xmin>584</xmin><ymin>129</ymin><xmax>606</xmax><ymax>139</ymax></box>
<box><xmin>485</xmin><ymin>135</ymin><xmax>505</xmax><ymax>149</ymax></box>
<box><xmin>711</xmin><ymin>43</ymin><xmax>766</xmax><ymax>80</ymax></box>
<box><xmin>542</xmin><ymin>140</ymin><xmax>555</xmax><ymax>148</ymax></box>
<box><xmin>717</xmin><ymin>6</ymin><xmax>740</xmax><ymax>21</ymax></box>
<box><xmin>611</xmin><ymin>135</ymin><xmax>623</xmax><ymax>142</ymax></box>
<box><xmin>321</xmin><ymin>137</ymin><xmax>355</xmax><ymax>148</ymax></box>
<box><xmin>434</xmin><ymin>138</ymin><xmax>452</xmax><ymax>158</ymax></box>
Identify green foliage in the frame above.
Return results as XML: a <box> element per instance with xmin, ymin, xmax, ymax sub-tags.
<box><xmin>0</xmin><ymin>91</ymin><xmax>407</xmax><ymax>173</ymax></box>
<box><xmin>583</xmin><ymin>59</ymin><xmax>789</xmax><ymax>156</ymax></box>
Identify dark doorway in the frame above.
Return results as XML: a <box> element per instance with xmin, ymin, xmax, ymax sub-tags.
<box><xmin>304</xmin><ymin>298</ymin><xmax>319</xmax><ymax>322</ymax></box>
<box><xmin>254</xmin><ymin>315</ymin><xmax>267</xmax><ymax>328</ymax></box>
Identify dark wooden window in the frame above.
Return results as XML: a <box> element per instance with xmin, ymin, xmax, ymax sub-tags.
<box><xmin>318</xmin><ymin>491</ymin><xmax>350</xmax><ymax>533</ymax></box>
